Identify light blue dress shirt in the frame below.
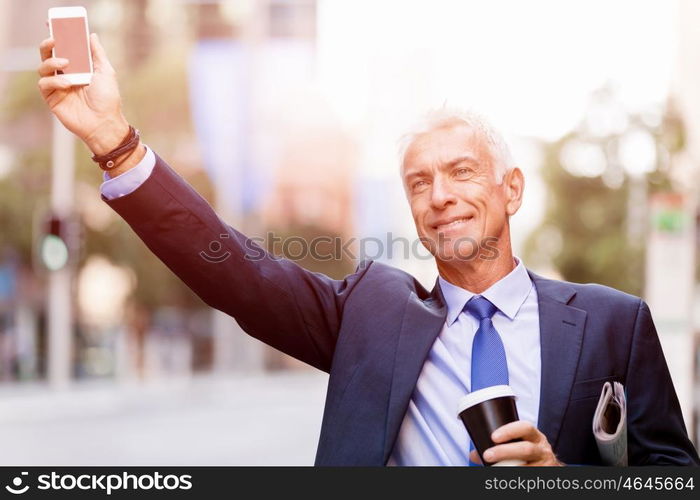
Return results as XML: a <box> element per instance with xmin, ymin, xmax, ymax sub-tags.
<box><xmin>100</xmin><ymin>151</ymin><xmax>542</xmax><ymax>466</ymax></box>
<box><xmin>388</xmin><ymin>259</ymin><xmax>541</xmax><ymax>465</ymax></box>
<box><xmin>100</xmin><ymin>144</ymin><xmax>155</xmax><ymax>200</ymax></box>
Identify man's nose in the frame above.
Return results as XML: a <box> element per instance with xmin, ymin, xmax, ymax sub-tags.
<box><xmin>430</xmin><ymin>177</ymin><xmax>458</xmax><ymax>209</ymax></box>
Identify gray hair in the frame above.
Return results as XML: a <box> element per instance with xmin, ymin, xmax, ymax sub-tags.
<box><xmin>398</xmin><ymin>108</ymin><xmax>515</xmax><ymax>183</ymax></box>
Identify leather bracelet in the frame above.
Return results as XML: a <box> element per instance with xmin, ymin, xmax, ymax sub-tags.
<box><xmin>91</xmin><ymin>125</ymin><xmax>140</xmax><ymax>171</ymax></box>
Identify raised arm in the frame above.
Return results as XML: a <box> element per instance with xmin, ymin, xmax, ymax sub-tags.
<box><xmin>37</xmin><ymin>32</ymin><xmax>371</xmax><ymax>372</ymax></box>
<box><xmin>105</xmin><ymin>151</ymin><xmax>370</xmax><ymax>371</ymax></box>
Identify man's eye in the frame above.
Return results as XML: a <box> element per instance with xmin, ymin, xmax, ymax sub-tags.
<box><xmin>455</xmin><ymin>167</ymin><xmax>472</xmax><ymax>177</ymax></box>
<box><xmin>412</xmin><ymin>180</ymin><xmax>428</xmax><ymax>191</ymax></box>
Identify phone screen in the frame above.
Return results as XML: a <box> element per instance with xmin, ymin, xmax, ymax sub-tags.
<box><xmin>51</xmin><ymin>17</ymin><xmax>90</xmax><ymax>74</ymax></box>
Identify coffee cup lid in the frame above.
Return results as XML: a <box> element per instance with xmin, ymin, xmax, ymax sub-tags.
<box><xmin>457</xmin><ymin>385</ymin><xmax>516</xmax><ymax>415</ymax></box>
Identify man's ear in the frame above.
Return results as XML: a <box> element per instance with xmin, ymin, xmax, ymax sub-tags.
<box><xmin>504</xmin><ymin>167</ymin><xmax>524</xmax><ymax>216</ymax></box>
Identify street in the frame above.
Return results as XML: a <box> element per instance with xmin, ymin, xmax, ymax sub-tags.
<box><xmin>0</xmin><ymin>371</ymin><xmax>328</xmax><ymax>465</ymax></box>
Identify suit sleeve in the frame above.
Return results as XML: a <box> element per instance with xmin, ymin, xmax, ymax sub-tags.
<box><xmin>625</xmin><ymin>300</ymin><xmax>700</xmax><ymax>465</ymax></box>
<box><xmin>101</xmin><ymin>144</ymin><xmax>156</xmax><ymax>199</ymax></box>
<box><xmin>104</xmin><ymin>152</ymin><xmax>371</xmax><ymax>373</ymax></box>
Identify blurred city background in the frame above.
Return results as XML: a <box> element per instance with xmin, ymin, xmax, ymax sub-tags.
<box><xmin>0</xmin><ymin>0</ymin><xmax>698</xmax><ymax>464</ymax></box>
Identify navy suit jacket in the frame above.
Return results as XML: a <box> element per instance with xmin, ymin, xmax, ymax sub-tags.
<box><xmin>105</xmin><ymin>153</ymin><xmax>699</xmax><ymax>466</ymax></box>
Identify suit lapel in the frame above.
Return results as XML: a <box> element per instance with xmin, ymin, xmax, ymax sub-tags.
<box><xmin>529</xmin><ymin>272</ymin><xmax>587</xmax><ymax>449</ymax></box>
<box><xmin>382</xmin><ymin>284</ymin><xmax>447</xmax><ymax>464</ymax></box>
<box><xmin>380</xmin><ymin>271</ymin><xmax>586</xmax><ymax>463</ymax></box>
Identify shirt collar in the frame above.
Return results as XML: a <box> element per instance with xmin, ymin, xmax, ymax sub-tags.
<box><xmin>438</xmin><ymin>257</ymin><xmax>533</xmax><ymax>326</ymax></box>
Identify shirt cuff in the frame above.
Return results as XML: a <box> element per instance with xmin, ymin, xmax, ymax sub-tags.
<box><xmin>100</xmin><ymin>145</ymin><xmax>156</xmax><ymax>200</ymax></box>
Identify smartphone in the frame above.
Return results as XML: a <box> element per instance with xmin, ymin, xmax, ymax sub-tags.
<box><xmin>48</xmin><ymin>6</ymin><xmax>93</xmax><ymax>86</ymax></box>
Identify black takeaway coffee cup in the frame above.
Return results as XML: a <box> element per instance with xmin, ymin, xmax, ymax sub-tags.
<box><xmin>457</xmin><ymin>384</ymin><xmax>525</xmax><ymax>466</ymax></box>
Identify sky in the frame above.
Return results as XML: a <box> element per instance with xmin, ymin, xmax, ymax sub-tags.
<box><xmin>317</xmin><ymin>0</ymin><xmax>676</xmax><ymax>143</ymax></box>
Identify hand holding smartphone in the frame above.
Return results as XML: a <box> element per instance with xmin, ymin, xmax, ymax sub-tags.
<box><xmin>39</xmin><ymin>6</ymin><xmax>143</xmax><ymax>173</ymax></box>
<box><xmin>48</xmin><ymin>6</ymin><xmax>93</xmax><ymax>85</ymax></box>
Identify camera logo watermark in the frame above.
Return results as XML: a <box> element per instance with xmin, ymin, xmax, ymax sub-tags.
<box><xmin>5</xmin><ymin>472</ymin><xmax>29</xmax><ymax>495</ymax></box>
<box><xmin>4</xmin><ymin>471</ymin><xmax>193</xmax><ymax>496</ymax></box>
<box><xmin>199</xmin><ymin>233</ymin><xmax>232</xmax><ymax>263</ymax></box>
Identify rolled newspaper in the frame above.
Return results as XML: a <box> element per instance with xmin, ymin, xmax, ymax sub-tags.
<box><xmin>592</xmin><ymin>381</ymin><xmax>627</xmax><ymax>466</ymax></box>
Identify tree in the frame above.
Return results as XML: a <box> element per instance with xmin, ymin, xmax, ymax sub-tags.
<box><xmin>524</xmin><ymin>86</ymin><xmax>674</xmax><ymax>296</ymax></box>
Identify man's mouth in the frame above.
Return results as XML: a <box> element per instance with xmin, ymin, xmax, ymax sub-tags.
<box><xmin>432</xmin><ymin>216</ymin><xmax>474</xmax><ymax>232</ymax></box>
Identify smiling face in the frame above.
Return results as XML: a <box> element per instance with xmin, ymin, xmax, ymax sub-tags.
<box><xmin>402</xmin><ymin>121</ymin><xmax>521</xmax><ymax>264</ymax></box>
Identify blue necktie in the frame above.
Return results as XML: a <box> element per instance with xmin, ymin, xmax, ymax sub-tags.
<box><xmin>465</xmin><ymin>295</ymin><xmax>509</xmax><ymax>465</ymax></box>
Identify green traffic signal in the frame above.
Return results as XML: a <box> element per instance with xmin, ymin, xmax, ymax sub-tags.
<box><xmin>40</xmin><ymin>233</ymin><xmax>69</xmax><ymax>271</ymax></box>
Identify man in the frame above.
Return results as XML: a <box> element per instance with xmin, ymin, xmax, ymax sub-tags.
<box><xmin>37</xmin><ymin>34</ymin><xmax>699</xmax><ymax>466</ymax></box>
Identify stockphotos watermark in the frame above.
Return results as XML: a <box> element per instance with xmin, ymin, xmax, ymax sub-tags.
<box><xmin>199</xmin><ymin>232</ymin><xmax>500</xmax><ymax>264</ymax></box>
<box><xmin>4</xmin><ymin>471</ymin><xmax>192</xmax><ymax>495</ymax></box>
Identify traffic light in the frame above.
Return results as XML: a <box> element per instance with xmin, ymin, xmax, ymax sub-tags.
<box><xmin>39</xmin><ymin>215</ymin><xmax>70</xmax><ymax>271</ymax></box>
